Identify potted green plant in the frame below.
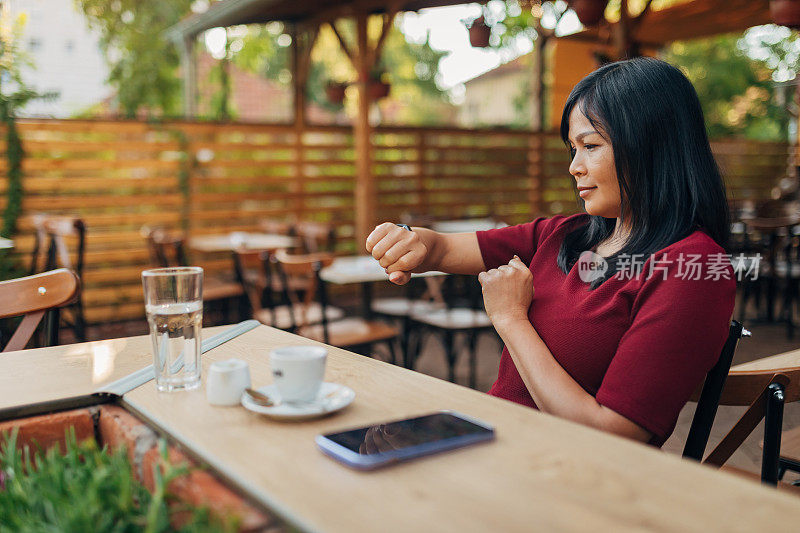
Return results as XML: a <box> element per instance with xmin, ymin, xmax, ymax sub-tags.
<box><xmin>771</xmin><ymin>0</ymin><xmax>800</xmax><ymax>28</ymax></box>
<box><xmin>325</xmin><ymin>81</ymin><xmax>348</xmax><ymax>105</ymax></box>
<box><xmin>569</xmin><ymin>0</ymin><xmax>609</xmax><ymax>26</ymax></box>
<box><xmin>0</xmin><ymin>428</ymin><xmax>235</xmax><ymax>532</ymax></box>
<box><xmin>467</xmin><ymin>15</ymin><xmax>491</xmax><ymax>48</ymax></box>
<box><xmin>369</xmin><ymin>70</ymin><xmax>391</xmax><ymax>100</ymax></box>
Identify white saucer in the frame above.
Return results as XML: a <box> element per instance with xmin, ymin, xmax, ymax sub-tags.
<box><xmin>241</xmin><ymin>382</ymin><xmax>355</xmax><ymax>420</ymax></box>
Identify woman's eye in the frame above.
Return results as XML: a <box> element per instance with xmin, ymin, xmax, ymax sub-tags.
<box><xmin>585</xmin><ymin>144</ymin><xmax>598</xmax><ymax>150</ymax></box>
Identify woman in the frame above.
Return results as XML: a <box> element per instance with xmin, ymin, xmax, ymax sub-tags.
<box><xmin>366</xmin><ymin>57</ymin><xmax>736</xmax><ymax>446</ymax></box>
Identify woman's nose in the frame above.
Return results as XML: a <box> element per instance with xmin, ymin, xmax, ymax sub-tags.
<box><xmin>569</xmin><ymin>152</ymin><xmax>585</xmax><ymax>178</ymax></box>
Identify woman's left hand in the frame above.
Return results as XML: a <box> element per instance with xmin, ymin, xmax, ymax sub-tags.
<box><xmin>478</xmin><ymin>256</ymin><xmax>534</xmax><ymax>330</ymax></box>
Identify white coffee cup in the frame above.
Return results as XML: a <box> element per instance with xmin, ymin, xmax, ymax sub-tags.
<box><xmin>269</xmin><ymin>345</ymin><xmax>327</xmax><ymax>403</ymax></box>
<box><xmin>206</xmin><ymin>359</ymin><xmax>251</xmax><ymax>406</ymax></box>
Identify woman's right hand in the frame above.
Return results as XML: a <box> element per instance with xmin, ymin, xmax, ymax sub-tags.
<box><xmin>366</xmin><ymin>222</ymin><xmax>428</xmax><ymax>285</ymax></box>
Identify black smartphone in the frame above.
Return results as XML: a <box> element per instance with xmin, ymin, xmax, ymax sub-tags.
<box><xmin>316</xmin><ymin>410</ymin><xmax>495</xmax><ymax>470</ymax></box>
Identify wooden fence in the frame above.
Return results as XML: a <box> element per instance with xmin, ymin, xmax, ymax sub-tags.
<box><xmin>0</xmin><ymin>119</ymin><xmax>789</xmax><ymax>323</ymax></box>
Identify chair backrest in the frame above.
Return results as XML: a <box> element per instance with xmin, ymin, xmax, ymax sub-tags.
<box><xmin>272</xmin><ymin>250</ymin><xmax>335</xmax><ymax>339</ymax></box>
<box><xmin>43</xmin><ymin>217</ymin><xmax>86</xmax><ymax>278</ymax></box>
<box><xmin>294</xmin><ymin>221</ymin><xmax>336</xmax><ymax>254</ymax></box>
<box><xmin>141</xmin><ymin>226</ymin><xmax>187</xmax><ymax>268</ymax></box>
<box><xmin>0</xmin><ymin>269</ymin><xmax>80</xmax><ymax>352</ymax></box>
<box><xmin>233</xmin><ymin>249</ymin><xmax>273</xmax><ymax>316</ymax></box>
<box><xmin>684</xmin><ymin>322</ymin><xmax>800</xmax><ymax>484</ymax></box>
<box><xmin>683</xmin><ymin>321</ymin><xmax>747</xmax><ymax>460</ymax></box>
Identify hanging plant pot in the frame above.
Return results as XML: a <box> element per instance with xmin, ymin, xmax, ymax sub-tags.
<box><xmin>325</xmin><ymin>82</ymin><xmax>348</xmax><ymax>105</ymax></box>
<box><xmin>468</xmin><ymin>16</ymin><xmax>491</xmax><ymax>48</ymax></box>
<box><xmin>569</xmin><ymin>0</ymin><xmax>609</xmax><ymax>26</ymax></box>
<box><xmin>771</xmin><ymin>0</ymin><xmax>800</xmax><ymax>28</ymax></box>
<box><xmin>369</xmin><ymin>79</ymin><xmax>391</xmax><ymax>100</ymax></box>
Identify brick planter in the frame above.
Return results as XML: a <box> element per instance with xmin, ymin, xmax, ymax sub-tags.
<box><xmin>0</xmin><ymin>406</ymin><xmax>279</xmax><ymax>533</ymax></box>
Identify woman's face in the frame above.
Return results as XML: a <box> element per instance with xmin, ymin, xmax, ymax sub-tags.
<box><xmin>567</xmin><ymin>106</ymin><xmax>622</xmax><ymax>219</ymax></box>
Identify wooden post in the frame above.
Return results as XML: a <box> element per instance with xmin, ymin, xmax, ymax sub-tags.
<box><xmin>354</xmin><ymin>11</ymin><xmax>375</xmax><ymax>246</ymax></box>
<box><xmin>181</xmin><ymin>36</ymin><xmax>197</xmax><ymax>118</ymax></box>
<box><xmin>289</xmin><ymin>25</ymin><xmax>319</xmax><ymax>222</ymax></box>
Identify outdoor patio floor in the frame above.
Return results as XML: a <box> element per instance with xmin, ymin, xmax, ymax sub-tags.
<box><xmin>75</xmin><ymin>307</ymin><xmax>800</xmax><ymax>484</ymax></box>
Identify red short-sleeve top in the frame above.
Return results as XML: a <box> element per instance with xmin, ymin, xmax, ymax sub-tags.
<box><xmin>476</xmin><ymin>214</ymin><xmax>736</xmax><ymax>446</ymax></box>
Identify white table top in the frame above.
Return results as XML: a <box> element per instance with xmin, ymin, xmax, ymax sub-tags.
<box><xmin>189</xmin><ymin>232</ymin><xmax>297</xmax><ymax>253</ymax></box>
<box><xmin>432</xmin><ymin>218</ymin><xmax>508</xmax><ymax>233</ymax></box>
<box><xmin>320</xmin><ymin>255</ymin><xmax>446</xmax><ymax>285</ymax></box>
<box><xmin>0</xmin><ymin>237</ymin><xmax>13</xmax><ymax>250</ymax></box>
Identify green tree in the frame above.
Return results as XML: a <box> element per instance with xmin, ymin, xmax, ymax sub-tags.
<box><xmin>664</xmin><ymin>34</ymin><xmax>788</xmax><ymax>141</ymax></box>
<box><xmin>76</xmin><ymin>0</ymin><xmax>193</xmax><ymax>118</ymax></box>
<box><xmin>232</xmin><ymin>16</ymin><xmax>451</xmax><ymax>125</ymax></box>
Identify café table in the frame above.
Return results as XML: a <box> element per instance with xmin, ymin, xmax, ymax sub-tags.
<box><xmin>320</xmin><ymin>255</ymin><xmax>446</xmax><ymax>317</ymax></box>
<box><xmin>3</xmin><ymin>324</ymin><xmax>800</xmax><ymax>532</ymax></box>
<box><xmin>0</xmin><ymin>237</ymin><xmax>13</xmax><ymax>249</ymax></box>
<box><xmin>189</xmin><ymin>232</ymin><xmax>297</xmax><ymax>253</ymax></box>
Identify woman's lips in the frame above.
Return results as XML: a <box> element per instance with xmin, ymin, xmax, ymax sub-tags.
<box><xmin>578</xmin><ymin>187</ymin><xmax>597</xmax><ymax>198</ymax></box>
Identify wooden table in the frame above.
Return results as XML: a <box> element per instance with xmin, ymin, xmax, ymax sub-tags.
<box><xmin>4</xmin><ymin>325</ymin><xmax>800</xmax><ymax>532</ymax></box>
<box><xmin>189</xmin><ymin>232</ymin><xmax>296</xmax><ymax>253</ymax></box>
<box><xmin>320</xmin><ymin>255</ymin><xmax>445</xmax><ymax>317</ymax></box>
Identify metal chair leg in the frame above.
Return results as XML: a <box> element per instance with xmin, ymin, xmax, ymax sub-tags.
<box><xmin>762</xmin><ymin>382</ymin><xmax>785</xmax><ymax>485</ymax></box>
<box><xmin>468</xmin><ymin>329</ymin><xmax>479</xmax><ymax>389</ymax></box>
<box><xmin>444</xmin><ymin>330</ymin><xmax>456</xmax><ymax>383</ymax></box>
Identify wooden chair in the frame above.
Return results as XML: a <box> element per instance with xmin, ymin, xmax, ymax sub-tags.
<box><xmin>272</xmin><ymin>250</ymin><xmax>399</xmax><ymax>358</ymax></box>
<box><xmin>370</xmin><ymin>276</ymin><xmax>446</xmax><ymax>365</ymax></box>
<box><xmin>294</xmin><ymin>221</ymin><xmax>336</xmax><ymax>254</ymax></box>
<box><xmin>0</xmin><ymin>269</ymin><xmax>80</xmax><ymax>352</ymax></box>
<box><xmin>233</xmin><ymin>249</ymin><xmax>343</xmax><ymax>330</ymax></box>
<box><xmin>141</xmin><ymin>226</ymin><xmax>244</xmax><ymax>322</ymax></box>
<box><xmin>31</xmin><ymin>216</ymin><xmax>87</xmax><ymax>343</ymax></box>
<box><xmin>406</xmin><ymin>275</ymin><xmax>496</xmax><ymax>388</ymax></box>
<box><xmin>683</xmin><ymin>322</ymin><xmax>800</xmax><ymax>485</ymax></box>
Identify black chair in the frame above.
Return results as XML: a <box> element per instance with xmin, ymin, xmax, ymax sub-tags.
<box><xmin>683</xmin><ymin>321</ymin><xmax>748</xmax><ymax>461</ymax></box>
<box><xmin>39</xmin><ymin>217</ymin><xmax>87</xmax><ymax>343</ymax></box>
<box><xmin>273</xmin><ymin>250</ymin><xmax>400</xmax><ymax>360</ymax></box>
<box><xmin>682</xmin><ymin>321</ymin><xmax>800</xmax><ymax>486</ymax></box>
<box><xmin>406</xmin><ymin>274</ymin><xmax>497</xmax><ymax>388</ymax></box>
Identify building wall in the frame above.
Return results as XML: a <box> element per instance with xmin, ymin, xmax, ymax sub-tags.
<box><xmin>5</xmin><ymin>0</ymin><xmax>109</xmax><ymax>117</ymax></box>
<box><xmin>459</xmin><ymin>69</ymin><xmax>529</xmax><ymax>128</ymax></box>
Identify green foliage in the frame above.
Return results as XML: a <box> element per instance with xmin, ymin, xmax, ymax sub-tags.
<box><xmin>0</xmin><ymin>427</ymin><xmax>237</xmax><ymax>533</ymax></box>
<box><xmin>664</xmin><ymin>34</ymin><xmax>788</xmax><ymax>141</ymax></box>
<box><xmin>0</xmin><ymin>13</ymin><xmax>53</xmax><ymax>279</ymax></box>
<box><xmin>234</xmin><ymin>17</ymin><xmax>452</xmax><ymax>124</ymax></box>
<box><xmin>77</xmin><ymin>0</ymin><xmax>194</xmax><ymax>118</ymax></box>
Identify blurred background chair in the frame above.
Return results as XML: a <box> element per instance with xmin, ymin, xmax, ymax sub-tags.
<box><xmin>273</xmin><ymin>250</ymin><xmax>399</xmax><ymax>360</ymax></box>
<box><xmin>28</xmin><ymin>215</ymin><xmax>87</xmax><ymax>343</ymax></box>
<box><xmin>406</xmin><ymin>274</ymin><xmax>495</xmax><ymax>388</ymax></box>
<box><xmin>294</xmin><ymin>220</ymin><xmax>337</xmax><ymax>254</ymax></box>
<box><xmin>0</xmin><ymin>269</ymin><xmax>80</xmax><ymax>352</ymax></box>
<box><xmin>234</xmin><ymin>249</ymin><xmax>343</xmax><ymax>330</ymax></box>
<box><xmin>141</xmin><ymin>226</ymin><xmax>244</xmax><ymax>324</ymax></box>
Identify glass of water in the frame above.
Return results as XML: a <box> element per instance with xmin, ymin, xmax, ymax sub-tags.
<box><xmin>142</xmin><ymin>267</ymin><xmax>203</xmax><ymax>392</ymax></box>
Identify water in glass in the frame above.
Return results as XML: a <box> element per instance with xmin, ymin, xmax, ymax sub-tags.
<box><xmin>146</xmin><ymin>300</ymin><xmax>202</xmax><ymax>391</ymax></box>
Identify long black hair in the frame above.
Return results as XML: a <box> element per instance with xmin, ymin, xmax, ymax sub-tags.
<box><xmin>557</xmin><ymin>57</ymin><xmax>730</xmax><ymax>287</ymax></box>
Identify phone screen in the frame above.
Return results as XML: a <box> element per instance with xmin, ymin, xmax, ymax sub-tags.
<box><xmin>323</xmin><ymin>412</ymin><xmax>492</xmax><ymax>455</ymax></box>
